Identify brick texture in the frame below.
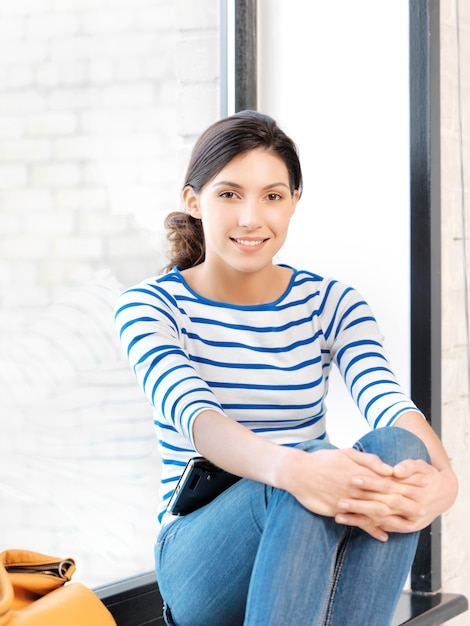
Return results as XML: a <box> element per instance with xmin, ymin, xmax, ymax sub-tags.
<box><xmin>440</xmin><ymin>0</ymin><xmax>470</xmax><ymax>621</ymax></box>
<box><xmin>0</xmin><ymin>0</ymin><xmax>220</xmax><ymax>587</ymax></box>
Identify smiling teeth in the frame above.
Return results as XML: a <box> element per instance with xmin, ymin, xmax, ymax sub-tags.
<box><xmin>235</xmin><ymin>239</ymin><xmax>264</xmax><ymax>246</ymax></box>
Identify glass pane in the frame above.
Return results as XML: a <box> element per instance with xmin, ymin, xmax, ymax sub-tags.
<box><xmin>258</xmin><ymin>0</ymin><xmax>411</xmax><ymax>447</ymax></box>
<box><xmin>0</xmin><ymin>0</ymin><xmax>222</xmax><ymax>587</ymax></box>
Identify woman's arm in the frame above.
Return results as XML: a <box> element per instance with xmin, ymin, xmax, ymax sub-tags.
<box><xmin>192</xmin><ymin>408</ymin><xmax>288</xmax><ymax>487</ymax></box>
<box><xmin>194</xmin><ymin>408</ymin><xmax>458</xmax><ymax>541</ymax></box>
<box><xmin>192</xmin><ymin>409</ymin><xmax>404</xmax><ymax>541</ymax></box>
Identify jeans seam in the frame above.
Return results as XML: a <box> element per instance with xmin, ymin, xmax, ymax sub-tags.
<box><xmin>319</xmin><ymin>526</ymin><xmax>353</xmax><ymax>626</ymax></box>
<box><xmin>353</xmin><ymin>440</ymin><xmax>365</xmax><ymax>453</ymax></box>
<box><xmin>163</xmin><ymin>601</ymin><xmax>177</xmax><ymax>626</ymax></box>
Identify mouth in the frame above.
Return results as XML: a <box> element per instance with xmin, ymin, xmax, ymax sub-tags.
<box><xmin>230</xmin><ymin>237</ymin><xmax>269</xmax><ymax>247</ymax></box>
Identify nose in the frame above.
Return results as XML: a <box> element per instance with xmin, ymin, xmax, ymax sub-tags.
<box><xmin>238</xmin><ymin>198</ymin><xmax>261</xmax><ymax>229</ymax></box>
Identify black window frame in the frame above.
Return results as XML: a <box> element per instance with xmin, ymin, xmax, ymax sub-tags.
<box><xmin>409</xmin><ymin>0</ymin><xmax>442</xmax><ymax>594</ymax></box>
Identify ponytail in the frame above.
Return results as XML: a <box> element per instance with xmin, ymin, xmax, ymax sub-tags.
<box><xmin>163</xmin><ymin>211</ymin><xmax>205</xmax><ymax>273</ymax></box>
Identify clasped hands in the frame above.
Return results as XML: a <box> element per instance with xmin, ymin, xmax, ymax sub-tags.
<box><xmin>292</xmin><ymin>448</ymin><xmax>445</xmax><ymax>543</ymax></box>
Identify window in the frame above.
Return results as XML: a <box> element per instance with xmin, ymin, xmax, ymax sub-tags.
<box><xmin>0</xmin><ymin>0</ymin><xmax>223</xmax><ymax>587</ymax></box>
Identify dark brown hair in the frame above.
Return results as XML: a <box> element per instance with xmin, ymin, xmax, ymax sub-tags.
<box><xmin>163</xmin><ymin>110</ymin><xmax>303</xmax><ymax>272</ymax></box>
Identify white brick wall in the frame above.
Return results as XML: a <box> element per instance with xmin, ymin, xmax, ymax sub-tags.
<box><xmin>0</xmin><ymin>0</ymin><xmax>222</xmax><ymax>317</ymax></box>
<box><xmin>0</xmin><ymin>0</ymin><xmax>221</xmax><ymax>587</ymax></box>
<box><xmin>440</xmin><ymin>0</ymin><xmax>470</xmax><ymax>622</ymax></box>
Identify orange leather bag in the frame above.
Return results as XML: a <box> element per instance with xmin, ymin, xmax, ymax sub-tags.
<box><xmin>0</xmin><ymin>549</ymin><xmax>117</xmax><ymax>625</ymax></box>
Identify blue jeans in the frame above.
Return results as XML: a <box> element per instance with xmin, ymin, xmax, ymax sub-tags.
<box><xmin>155</xmin><ymin>427</ymin><xmax>430</xmax><ymax>626</ymax></box>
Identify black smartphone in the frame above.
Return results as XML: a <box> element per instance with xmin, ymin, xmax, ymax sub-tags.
<box><xmin>166</xmin><ymin>457</ymin><xmax>241</xmax><ymax>516</ymax></box>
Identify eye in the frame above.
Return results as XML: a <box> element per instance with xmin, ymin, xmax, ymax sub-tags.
<box><xmin>266</xmin><ymin>192</ymin><xmax>282</xmax><ymax>201</ymax></box>
<box><xmin>219</xmin><ymin>191</ymin><xmax>238</xmax><ymax>199</ymax></box>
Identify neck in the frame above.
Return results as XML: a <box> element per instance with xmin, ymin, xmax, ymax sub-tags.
<box><xmin>182</xmin><ymin>263</ymin><xmax>291</xmax><ymax>306</ymax></box>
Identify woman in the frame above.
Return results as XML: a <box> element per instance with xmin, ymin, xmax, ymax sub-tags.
<box><xmin>115</xmin><ymin>110</ymin><xmax>457</xmax><ymax>625</ymax></box>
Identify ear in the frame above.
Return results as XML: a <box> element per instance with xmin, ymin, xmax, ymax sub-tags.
<box><xmin>182</xmin><ymin>186</ymin><xmax>201</xmax><ymax>219</ymax></box>
<box><xmin>290</xmin><ymin>189</ymin><xmax>300</xmax><ymax>216</ymax></box>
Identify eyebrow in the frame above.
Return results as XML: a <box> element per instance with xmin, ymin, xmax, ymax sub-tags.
<box><xmin>211</xmin><ymin>181</ymin><xmax>290</xmax><ymax>191</ymax></box>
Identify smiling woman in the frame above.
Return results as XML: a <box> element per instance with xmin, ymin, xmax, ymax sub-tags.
<box><xmin>114</xmin><ymin>110</ymin><xmax>457</xmax><ymax>626</ymax></box>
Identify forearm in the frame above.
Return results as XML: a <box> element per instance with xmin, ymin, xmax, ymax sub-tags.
<box><xmin>192</xmin><ymin>409</ymin><xmax>294</xmax><ymax>489</ymax></box>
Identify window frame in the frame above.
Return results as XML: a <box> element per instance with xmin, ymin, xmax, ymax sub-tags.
<box><xmin>409</xmin><ymin>0</ymin><xmax>441</xmax><ymax>593</ymax></box>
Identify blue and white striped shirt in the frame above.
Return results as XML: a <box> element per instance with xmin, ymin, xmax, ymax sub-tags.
<box><xmin>114</xmin><ymin>266</ymin><xmax>419</xmax><ymax>524</ymax></box>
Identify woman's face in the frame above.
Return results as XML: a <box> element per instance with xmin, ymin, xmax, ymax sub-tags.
<box><xmin>183</xmin><ymin>148</ymin><xmax>299</xmax><ymax>276</ymax></box>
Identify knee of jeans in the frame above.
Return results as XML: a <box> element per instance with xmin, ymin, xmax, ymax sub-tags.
<box><xmin>354</xmin><ymin>426</ymin><xmax>431</xmax><ymax>466</ymax></box>
<box><xmin>294</xmin><ymin>438</ymin><xmax>337</xmax><ymax>453</ymax></box>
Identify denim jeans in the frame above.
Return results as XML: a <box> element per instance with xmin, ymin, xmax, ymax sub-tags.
<box><xmin>155</xmin><ymin>427</ymin><xmax>430</xmax><ymax>626</ymax></box>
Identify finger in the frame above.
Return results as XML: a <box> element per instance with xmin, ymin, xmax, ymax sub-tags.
<box><xmin>378</xmin><ymin>514</ymin><xmax>423</xmax><ymax>534</ymax></box>
<box><xmin>336</xmin><ymin>508</ymin><xmax>424</xmax><ymax>535</ymax></box>
<box><xmin>335</xmin><ymin>514</ymin><xmax>389</xmax><ymax>542</ymax></box>
<box><xmin>337</xmin><ymin>498</ymin><xmax>390</xmax><ymax>520</ymax></box>
<box><xmin>338</xmin><ymin>492</ymin><xmax>424</xmax><ymax>521</ymax></box>
<box><xmin>393</xmin><ymin>473</ymin><xmax>430</xmax><ymax>488</ymax></box>
<box><xmin>350</xmin><ymin>474</ymin><xmax>408</xmax><ymax>495</ymax></box>
<box><xmin>352</xmin><ymin>468</ymin><xmax>434</xmax><ymax>497</ymax></box>
<box><xmin>393</xmin><ymin>459</ymin><xmax>432</xmax><ymax>479</ymax></box>
<box><xmin>341</xmin><ymin>449</ymin><xmax>393</xmax><ymax>476</ymax></box>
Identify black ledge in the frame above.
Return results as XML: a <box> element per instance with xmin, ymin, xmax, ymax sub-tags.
<box><xmin>95</xmin><ymin>572</ymin><xmax>467</xmax><ymax>626</ymax></box>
